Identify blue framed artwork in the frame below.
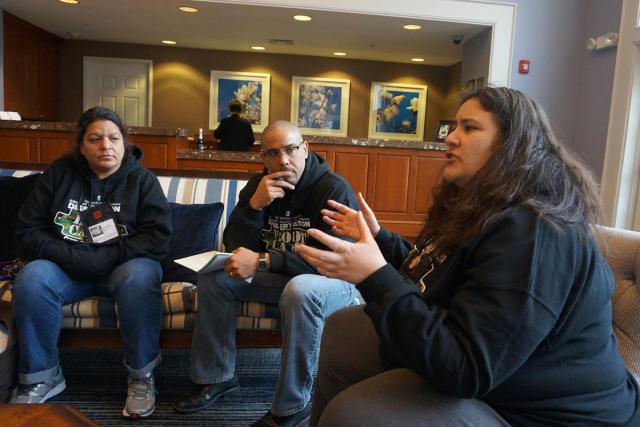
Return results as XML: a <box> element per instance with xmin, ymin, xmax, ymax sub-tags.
<box><xmin>368</xmin><ymin>82</ymin><xmax>428</xmax><ymax>141</ymax></box>
<box><xmin>290</xmin><ymin>76</ymin><xmax>350</xmax><ymax>137</ymax></box>
<box><xmin>209</xmin><ymin>70</ymin><xmax>270</xmax><ymax>132</ymax></box>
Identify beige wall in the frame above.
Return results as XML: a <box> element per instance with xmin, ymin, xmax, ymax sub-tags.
<box><xmin>60</xmin><ymin>40</ymin><xmax>456</xmax><ymax>140</ymax></box>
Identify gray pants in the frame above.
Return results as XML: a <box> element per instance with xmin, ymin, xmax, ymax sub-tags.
<box><xmin>310</xmin><ymin>305</ymin><xmax>511</xmax><ymax>427</ymax></box>
<box><xmin>192</xmin><ymin>270</ymin><xmax>360</xmax><ymax>417</ymax></box>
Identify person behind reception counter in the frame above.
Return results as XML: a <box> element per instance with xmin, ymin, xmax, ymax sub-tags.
<box><xmin>213</xmin><ymin>99</ymin><xmax>255</xmax><ymax>151</ymax></box>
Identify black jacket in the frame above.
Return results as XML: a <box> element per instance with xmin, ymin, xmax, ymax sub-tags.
<box><xmin>224</xmin><ymin>151</ymin><xmax>356</xmax><ymax>277</ymax></box>
<box><xmin>15</xmin><ymin>147</ymin><xmax>172</xmax><ymax>280</ymax></box>
<box><xmin>214</xmin><ymin>114</ymin><xmax>255</xmax><ymax>151</ymax></box>
<box><xmin>361</xmin><ymin>207</ymin><xmax>639</xmax><ymax>426</ymax></box>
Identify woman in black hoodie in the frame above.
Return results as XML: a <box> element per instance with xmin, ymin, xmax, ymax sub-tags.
<box><xmin>11</xmin><ymin>107</ymin><xmax>171</xmax><ymax>419</ymax></box>
<box><xmin>297</xmin><ymin>87</ymin><xmax>639</xmax><ymax>426</ymax></box>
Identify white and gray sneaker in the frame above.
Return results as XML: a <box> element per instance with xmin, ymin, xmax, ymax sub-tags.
<box><xmin>10</xmin><ymin>366</ymin><xmax>66</xmax><ymax>404</ymax></box>
<box><xmin>122</xmin><ymin>372</ymin><xmax>156</xmax><ymax>419</ymax></box>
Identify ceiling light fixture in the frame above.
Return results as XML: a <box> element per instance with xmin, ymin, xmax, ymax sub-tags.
<box><xmin>411</xmin><ymin>57</ymin><xmax>425</xmax><ymax>62</ymax></box>
<box><xmin>251</xmin><ymin>46</ymin><xmax>266</xmax><ymax>50</ymax></box>
<box><xmin>59</xmin><ymin>0</ymin><xmax>79</xmax><ymax>4</ymax></box>
<box><xmin>403</xmin><ymin>24</ymin><xmax>422</xmax><ymax>30</ymax></box>
<box><xmin>333</xmin><ymin>52</ymin><xmax>346</xmax><ymax>56</ymax></box>
<box><xmin>293</xmin><ymin>15</ymin><xmax>312</xmax><ymax>22</ymax></box>
<box><xmin>162</xmin><ymin>40</ymin><xmax>177</xmax><ymax>45</ymax></box>
<box><xmin>178</xmin><ymin>6</ymin><xmax>199</xmax><ymax>13</ymax></box>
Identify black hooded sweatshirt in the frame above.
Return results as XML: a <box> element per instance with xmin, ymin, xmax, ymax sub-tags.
<box><xmin>361</xmin><ymin>206</ymin><xmax>639</xmax><ymax>426</ymax></box>
<box><xmin>15</xmin><ymin>146</ymin><xmax>172</xmax><ymax>280</ymax></box>
<box><xmin>224</xmin><ymin>151</ymin><xmax>357</xmax><ymax>277</ymax></box>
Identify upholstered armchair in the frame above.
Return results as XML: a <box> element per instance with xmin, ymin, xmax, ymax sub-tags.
<box><xmin>597</xmin><ymin>225</ymin><xmax>640</xmax><ymax>382</ymax></box>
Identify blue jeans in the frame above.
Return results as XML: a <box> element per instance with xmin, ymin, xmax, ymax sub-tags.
<box><xmin>12</xmin><ymin>258</ymin><xmax>163</xmax><ymax>384</ymax></box>
<box><xmin>191</xmin><ymin>270</ymin><xmax>361</xmax><ymax>417</ymax></box>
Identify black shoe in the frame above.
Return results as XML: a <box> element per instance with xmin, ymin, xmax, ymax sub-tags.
<box><xmin>173</xmin><ymin>375</ymin><xmax>239</xmax><ymax>414</ymax></box>
<box><xmin>250</xmin><ymin>404</ymin><xmax>311</xmax><ymax>427</ymax></box>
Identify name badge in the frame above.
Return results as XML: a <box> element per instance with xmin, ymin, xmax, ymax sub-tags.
<box><xmin>81</xmin><ymin>203</ymin><xmax>120</xmax><ymax>244</ymax></box>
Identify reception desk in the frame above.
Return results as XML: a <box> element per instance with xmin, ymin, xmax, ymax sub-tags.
<box><xmin>0</xmin><ymin>120</ymin><xmax>447</xmax><ymax>239</ymax></box>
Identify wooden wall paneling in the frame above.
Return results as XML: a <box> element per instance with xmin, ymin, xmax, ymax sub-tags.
<box><xmin>415</xmin><ymin>156</ymin><xmax>446</xmax><ymax>213</ymax></box>
<box><xmin>177</xmin><ymin>158</ymin><xmax>263</xmax><ymax>172</ymax></box>
<box><xmin>333</xmin><ymin>150</ymin><xmax>368</xmax><ymax>197</ymax></box>
<box><xmin>130</xmin><ymin>135</ymin><xmax>173</xmax><ymax>169</ymax></box>
<box><xmin>135</xmin><ymin>142</ymin><xmax>168</xmax><ymax>169</ymax></box>
<box><xmin>371</xmin><ymin>153</ymin><xmax>411</xmax><ymax>213</ymax></box>
<box><xmin>0</xmin><ymin>135</ymin><xmax>31</xmax><ymax>161</ymax></box>
<box><xmin>38</xmin><ymin>137</ymin><xmax>73</xmax><ymax>163</ymax></box>
<box><xmin>3</xmin><ymin>13</ymin><xmax>62</xmax><ymax>120</ymax></box>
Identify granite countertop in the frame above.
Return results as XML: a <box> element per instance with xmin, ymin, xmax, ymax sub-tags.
<box><xmin>0</xmin><ymin>120</ymin><xmax>448</xmax><ymax>150</ymax></box>
<box><xmin>301</xmin><ymin>135</ymin><xmax>447</xmax><ymax>151</ymax></box>
<box><xmin>0</xmin><ymin>120</ymin><xmax>185</xmax><ymax>137</ymax></box>
<box><xmin>178</xmin><ymin>149</ymin><xmax>263</xmax><ymax>162</ymax></box>
<box><xmin>178</xmin><ymin>135</ymin><xmax>447</xmax><ymax>162</ymax></box>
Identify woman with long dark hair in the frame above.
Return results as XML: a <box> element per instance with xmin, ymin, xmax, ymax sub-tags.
<box><xmin>296</xmin><ymin>87</ymin><xmax>639</xmax><ymax>426</ymax></box>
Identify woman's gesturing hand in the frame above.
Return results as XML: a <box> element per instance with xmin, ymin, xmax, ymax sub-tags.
<box><xmin>296</xmin><ymin>211</ymin><xmax>386</xmax><ymax>284</ymax></box>
<box><xmin>321</xmin><ymin>192</ymin><xmax>380</xmax><ymax>241</ymax></box>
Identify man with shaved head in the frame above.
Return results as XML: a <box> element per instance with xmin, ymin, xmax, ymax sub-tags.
<box><xmin>174</xmin><ymin>120</ymin><xmax>360</xmax><ymax>427</ymax></box>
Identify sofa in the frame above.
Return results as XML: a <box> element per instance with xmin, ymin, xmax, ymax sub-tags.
<box><xmin>0</xmin><ymin>162</ymin><xmax>282</xmax><ymax>348</ymax></box>
<box><xmin>596</xmin><ymin>225</ymin><xmax>640</xmax><ymax>382</ymax></box>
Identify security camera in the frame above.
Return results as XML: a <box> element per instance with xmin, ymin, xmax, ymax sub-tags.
<box><xmin>451</xmin><ymin>35</ymin><xmax>464</xmax><ymax>45</ymax></box>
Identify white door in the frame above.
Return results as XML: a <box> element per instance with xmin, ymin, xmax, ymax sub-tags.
<box><xmin>83</xmin><ymin>57</ymin><xmax>152</xmax><ymax>126</ymax></box>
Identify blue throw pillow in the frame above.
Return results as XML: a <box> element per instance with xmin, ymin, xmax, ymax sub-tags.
<box><xmin>161</xmin><ymin>202</ymin><xmax>224</xmax><ymax>283</ymax></box>
<box><xmin>0</xmin><ymin>173</ymin><xmax>41</xmax><ymax>262</ymax></box>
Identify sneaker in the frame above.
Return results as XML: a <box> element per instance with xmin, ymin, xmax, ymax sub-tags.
<box><xmin>250</xmin><ymin>404</ymin><xmax>311</xmax><ymax>427</ymax></box>
<box><xmin>10</xmin><ymin>366</ymin><xmax>66</xmax><ymax>404</ymax></box>
<box><xmin>122</xmin><ymin>372</ymin><xmax>156</xmax><ymax>419</ymax></box>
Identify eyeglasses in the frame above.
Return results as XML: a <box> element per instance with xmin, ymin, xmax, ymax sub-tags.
<box><xmin>262</xmin><ymin>143</ymin><xmax>304</xmax><ymax>160</ymax></box>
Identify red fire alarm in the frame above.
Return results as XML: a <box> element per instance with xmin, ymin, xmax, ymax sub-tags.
<box><xmin>518</xmin><ymin>59</ymin><xmax>530</xmax><ymax>74</ymax></box>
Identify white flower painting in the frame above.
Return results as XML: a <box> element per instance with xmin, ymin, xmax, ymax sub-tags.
<box><xmin>291</xmin><ymin>77</ymin><xmax>350</xmax><ymax>137</ymax></box>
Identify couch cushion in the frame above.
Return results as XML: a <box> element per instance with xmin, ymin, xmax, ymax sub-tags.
<box><xmin>0</xmin><ymin>173</ymin><xmax>40</xmax><ymax>261</ymax></box>
<box><xmin>161</xmin><ymin>202</ymin><xmax>224</xmax><ymax>283</ymax></box>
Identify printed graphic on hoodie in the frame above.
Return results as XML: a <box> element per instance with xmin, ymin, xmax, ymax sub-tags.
<box><xmin>261</xmin><ymin>212</ymin><xmax>311</xmax><ymax>252</ymax></box>
<box><xmin>54</xmin><ymin>198</ymin><xmax>125</xmax><ymax>242</ymax></box>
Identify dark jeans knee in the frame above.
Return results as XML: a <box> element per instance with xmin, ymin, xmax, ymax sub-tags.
<box><xmin>110</xmin><ymin>258</ymin><xmax>162</xmax><ymax>300</ymax></box>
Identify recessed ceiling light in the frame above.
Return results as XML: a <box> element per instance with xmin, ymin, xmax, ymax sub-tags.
<box><xmin>178</xmin><ymin>6</ymin><xmax>199</xmax><ymax>13</ymax></box>
<box><xmin>293</xmin><ymin>15</ymin><xmax>312</xmax><ymax>22</ymax></box>
<box><xmin>251</xmin><ymin>46</ymin><xmax>266</xmax><ymax>50</ymax></box>
<box><xmin>333</xmin><ymin>52</ymin><xmax>347</xmax><ymax>56</ymax></box>
<box><xmin>162</xmin><ymin>40</ymin><xmax>177</xmax><ymax>45</ymax></box>
<box><xmin>403</xmin><ymin>24</ymin><xmax>422</xmax><ymax>30</ymax></box>
<box><xmin>411</xmin><ymin>57</ymin><xmax>425</xmax><ymax>62</ymax></box>
<box><xmin>59</xmin><ymin>0</ymin><xmax>79</xmax><ymax>4</ymax></box>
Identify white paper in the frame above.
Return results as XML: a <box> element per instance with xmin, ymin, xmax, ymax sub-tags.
<box><xmin>174</xmin><ymin>251</ymin><xmax>231</xmax><ymax>273</ymax></box>
<box><xmin>7</xmin><ymin>111</ymin><xmax>21</xmax><ymax>121</ymax></box>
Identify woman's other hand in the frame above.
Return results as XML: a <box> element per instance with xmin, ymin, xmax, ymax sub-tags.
<box><xmin>296</xmin><ymin>211</ymin><xmax>386</xmax><ymax>284</ymax></box>
<box><xmin>321</xmin><ymin>192</ymin><xmax>380</xmax><ymax>240</ymax></box>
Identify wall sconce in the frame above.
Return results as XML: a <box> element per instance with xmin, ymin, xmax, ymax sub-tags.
<box><xmin>586</xmin><ymin>32</ymin><xmax>618</xmax><ymax>51</ymax></box>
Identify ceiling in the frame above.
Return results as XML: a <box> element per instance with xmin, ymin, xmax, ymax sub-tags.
<box><xmin>0</xmin><ymin>0</ymin><xmax>490</xmax><ymax>66</ymax></box>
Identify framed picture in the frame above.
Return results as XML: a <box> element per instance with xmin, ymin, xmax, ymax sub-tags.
<box><xmin>291</xmin><ymin>76</ymin><xmax>350</xmax><ymax>137</ymax></box>
<box><xmin>368</xmin><ymin>82</ymin><xmax>428</xmax><ymax>141</ymax></box>
<box><xmin>434</xmin><ymin>120</ymin><xmax>456</xmax><ymax>142</ymax></box>
<box><xmin>462</xmin><ymin>78</ymin><xmax>476</xmax><ymax>96</ymax></box>
<box><xmin>209</xmin><ymin>70</ymin><xmax>270</xmax><ymax>132</ymax></box>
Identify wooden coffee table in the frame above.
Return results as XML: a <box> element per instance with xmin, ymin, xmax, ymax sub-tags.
<box><xmin>0</xmin><ymin>403</ymin><xmax>99</xmax><ymax>427</ymax></box>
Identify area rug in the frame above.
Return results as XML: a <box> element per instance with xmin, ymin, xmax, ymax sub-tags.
<box><xmin>50</xmin><ymin>347</ymin><xmax>282</xmax><ymax>426</ymax></box>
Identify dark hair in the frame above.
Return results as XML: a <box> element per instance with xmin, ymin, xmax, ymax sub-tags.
<box><xmin>72</xmin><ymin>106</ymin><xmax>132</xmax><ymax>159</ymax></box>
<box><xmin>422</xmin><ymin>87</ymin><xmax>602</xmax><ymax>255</ymax></box>
<box><xmin>229</xmin><ymin>99</ymin><xmax>243</xmax><ymax>114</ymax></box>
